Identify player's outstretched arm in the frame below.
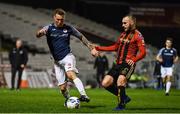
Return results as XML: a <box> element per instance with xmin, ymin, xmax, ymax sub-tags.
<box><xmin>36</xmin><ymin>26</ymin><xmax>49</xmax><ymax>38</ymax></box>
<box><xmin>174</xmin><ymin>56</ymin><xmax>179</xmax><ymax>63</ymax></box>
<box><xmin>91</xmin><ymin>48</ymin><xmax>99</xmax><ymax>57</ymax></box>
<box><xmin>79</xmin><ymin>35</ymin><xmax>94</xmax><ymax>50</ymax></box>
<box><xmin>36</xmin><ymin>28</ymin><xmax>46</xmax><ymax>38</ymax></box>
<box><xmin>79</xmin><ymin>35</ymin><xmax>99</xmax><ymax>57</ymax></box>
<box><xmin>156</xmin><ymin>54</ymin><xmax>163</xmax><ymax>63</ymax></box>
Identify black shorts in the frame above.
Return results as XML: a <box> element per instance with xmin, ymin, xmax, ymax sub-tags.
<box><xmin>107</xmin><ymin>62</ymin><xmax>135</xmax><ymax>81</ymax></box>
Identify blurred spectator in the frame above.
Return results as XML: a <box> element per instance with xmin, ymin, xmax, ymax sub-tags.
<box><xmin>156</xmin><ymin>37</ymin><xmax>178</xmax><ymax>96</ymax></box>
<box><xmin>9</xmin><ymin>39</ymin><xmax>28</xmax><ymax>90</ymax></box>
<box><xmin>94</xmin><ymin>52</ymin><xmax>109</xmax><ymax>87</ymax></box>
<box><xmin>153</xmin><ymin>60</ymin><xmax>162</xmax><ymax>90</ymax></box>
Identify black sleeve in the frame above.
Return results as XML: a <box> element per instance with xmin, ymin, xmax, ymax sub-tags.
<box><xmin>23</xmin><ymin>48</ymin><xmax>28</xmax><ymax>65</ymax></box>
<box><xmin>153</xmin><ymin>61</ymin><xmax>161</xmax><ymax>75</ymax></box>
<box><xmin>8</xmin><ymin>49</ymin><xmax>13</xmax><ymax>65</ymax></box>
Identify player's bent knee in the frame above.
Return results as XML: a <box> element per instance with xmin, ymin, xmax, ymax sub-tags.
<box><xmin>101</xmin><ymin>81</ymin><xmax>109</xmax><ymax>88</ymax></box>
<box><xmin>117</xmin><ymin>75</ymin><xmax>126</xmax><ymax>86</ymax></box>
<box><xmin>117</xmin><ymin>83</ymin><xmax>126</xmax><ymax>87</ymax></box>
<box><xmin>66</xmin><ymin>71</ymin><xmax>76</xmax><ymax>80</ymax></box>
<box><xmin>101</xmin><ymin>76</ymin><xmax>113</xmax><ymax>87</ymax></box>
<box><xmin>59</xmin><ymin>83</ymin><xmax>66</xmax><ymax>91</ymax></box>
<box><xmin>117</xmin><ymin>80</ymin><xmax>126</xmax><ymax>87</ymax></box>
<box><xmin>166</xmin><ymin>76</ymin><xmax>172</xmax><ymax>82</ymax></box>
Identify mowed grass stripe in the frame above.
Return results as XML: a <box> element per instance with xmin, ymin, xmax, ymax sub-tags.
<box><xmin>0</xmin><ymin>88</ymin><xmax>180</xmax><ymax>113</ymax></box>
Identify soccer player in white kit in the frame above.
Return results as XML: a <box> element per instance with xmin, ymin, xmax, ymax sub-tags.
<box><xmin>156</xmin><ymin>37</ymin><xmax>178</xmax><ymax>96</ymax></box>
<box><xmin>36</xmin><ymin>8</ymin><xmax>95</xmax><ymax>104</ymax></box>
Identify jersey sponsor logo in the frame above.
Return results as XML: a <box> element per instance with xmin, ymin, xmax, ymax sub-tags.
<box><xmin>52</xmin><ymin>28</ymin><xmax>56</xmax><ymax>31</ymax></box>
<box><xmin>164</xmin><ymin>53</ymin><xmax>173</xmax><ymax>56</ymax></box>
<box><xmin>63</xmin><ymin>29</ymin><xmax>68</xmax><ymax>33</ymax></box>
<box><xmin>50</xmin><ymin>33</ymin><xmax>68</xmax><ymax>37</ymax></box>
<box><xmin>120</xmin><ymin>38</ymin><xmax>130</xmax><ymax>43</ymax></box>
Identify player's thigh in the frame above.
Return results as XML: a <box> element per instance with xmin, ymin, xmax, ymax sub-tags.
<box><xmin>62</xmin><ymin>53</ymin><xmax>79</xmax><ymax>74</ymax></box>
<box><xmin>101</xmin><ymin>75</ymin><xmax>114</xmax><ymax>87</ymax></box>
<box><xmin>166</xmin><ymin>67</ymin><xmax>173</xmax><ymax>81</ymax></box>
<box><xmin>59</xmin><ymin>82</ymin><xmax>67</xmax><ymax>91</ymax></box>
<box><xmin>166</xmin><ymin>76</ymin><xmax>172</xmax><ymax>82</ymax></box>
<box><xmin>66</xmin><ymin>70</ymin><xmax>77</xmax><ymax>80</ymax></box>
<box><xmin>54</xmin><ymin>63</ymin><xmax>66</xmax><ymax>86</ymax></box>
<box><xmin>166</xmin><ymin>67</ymin><xmax>173</xmax><ymax>76</ymax></box>
<box><xmin>117</xmin><ymin>75</ymin><xmax>127</xmax><ymax>86</ymax></box>
<box><xmin>161</xmin><ymin>67</ymin><xmax>167</xmax><ymax>78</ymax></box>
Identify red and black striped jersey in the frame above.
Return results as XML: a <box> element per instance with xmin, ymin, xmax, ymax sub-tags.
<box><xmin>95</xmin><ymin>29</ymin><xmax>146</xmax><ymax>64</ymax></box>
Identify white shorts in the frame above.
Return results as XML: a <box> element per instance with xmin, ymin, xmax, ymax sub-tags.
<box><xmin>161</xmin><ymin>66</ymin><xmax>173</xmax><ymax>78</ymax></box>
<box><xmin>54</xmin><ymin>53</ymin><xmax>78</xmax><ymax>86</ymax></box>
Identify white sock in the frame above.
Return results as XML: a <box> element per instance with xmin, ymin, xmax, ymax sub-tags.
<box><xmin>73</xmin><ymin>78</ymin><xmax>87</xmax><ymax>96</ymax></box>
<box><xmin>166</xmin><ymin>81</ymin><xmax>171</xmax><ymax>93</ymax></box>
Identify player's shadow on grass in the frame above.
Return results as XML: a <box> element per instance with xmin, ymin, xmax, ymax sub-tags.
<box><xmin>82</xmin><ymin>105</ymin><xmax>106</xmax><ymax>109</ymax></box>
<box><xmin>170</xmin><ymin>94</ymin><xmax>180</xmax><ymax>96</ymax></box>
<box><xmin>128</xmin><ymin>107</ymin><xmax>180</xmax><ymax>111</ymax></box>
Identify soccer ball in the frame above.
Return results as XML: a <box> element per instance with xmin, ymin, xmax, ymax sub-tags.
<box><xmin>66</xmin><ymin>97</ymin><xmax>80</xmax><ymax>109</ymax></box>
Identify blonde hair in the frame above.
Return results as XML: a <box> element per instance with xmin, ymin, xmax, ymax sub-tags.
<box><xmin>53</xmin><ymin>8</ymin><xmax>66</xmax><ymax>16</ymax></box>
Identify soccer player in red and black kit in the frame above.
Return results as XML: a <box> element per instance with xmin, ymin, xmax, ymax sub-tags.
<box><xmin>91</xmin><ymin>15</ymin><xmax>146</xmax><ymax>110</ymax></box>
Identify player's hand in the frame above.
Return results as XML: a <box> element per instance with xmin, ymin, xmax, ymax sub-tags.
<box><xmin>156</xmin><ymin>56</ymin><xmax>163</xmax><ymax>63</ymax></box>
<box><xmin>158</xmin><ymin>58</ymin><xmax>163</xmax><ymax>63</ymax></box>
<box><xmin>39</xmin><ymin>28</ymin><xmax>47</xmax><ymax>35</ymax></box>
<box><xmin>126</xmin><ymin>59</ymin><xmax>135</xmax><ymax>66</ymax></box>
<box><xmin>37</xmin><ymin>28</ymin><xmax>47</xmax><ymax>37</ymax></box>
<box><xmin>91</xmin><ymin>48</ymin><xmax>99</xmax><ymax>57</ymax></box>
<box><xmin>88</xmin><ymin>43</ymin><xmax>97</xmax><ymax>50</ymax></box>
<box><xmin>21</xmin><ymin>64</ymin><xmax>25</xmax><ymax>68</ymax></box>
<box><xmin>88</xmin><ymin>43</ymin><xmax>95</xmax><ymax>50</ymax></box>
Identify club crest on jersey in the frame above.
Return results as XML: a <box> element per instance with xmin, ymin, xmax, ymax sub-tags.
<box><xmin>63</xmin><ymin>29</ymin><xmax>68</xmax><ymax>33</ymax></box>
<box><xmin>20</xmin><ymin>50</ymin><xmax>23</xmax><ymax>54</ymax></box>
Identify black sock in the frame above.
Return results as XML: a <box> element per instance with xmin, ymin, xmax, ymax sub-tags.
<box><xmin>105</xmin><ymin>84</ymin><xmax>118</xmax><ymax>96</ymax></box>
<box><xmin>104</xmin><ymin>84</ymin><xmax>128</xmax><ymax>97</ymax></box>
<box><xmin>118</xmin><ymin>86</ymin><xmax>126</xmax><ymax>104</ymax></box>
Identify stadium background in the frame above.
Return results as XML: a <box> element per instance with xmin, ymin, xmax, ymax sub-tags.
<box><xmin>0</xmin><ymin>0</ymin><xmax>180</xmax><ymax>89</ymax></box>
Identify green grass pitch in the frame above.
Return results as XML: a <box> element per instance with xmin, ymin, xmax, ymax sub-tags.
<box><xmin>0</xmin><ymin>88</ymin><xmax>180</xmax><ymax>113</ymax></box>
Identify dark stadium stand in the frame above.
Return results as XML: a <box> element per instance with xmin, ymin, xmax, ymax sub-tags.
<box><xmin>0</xmin><ymin>1</ymin><xmax>179</xmax><ymax>88</ymax></box>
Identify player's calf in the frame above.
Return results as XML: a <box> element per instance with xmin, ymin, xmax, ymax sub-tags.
<box><xmin>125</xmin><ymin>95</ymin><xmax>131</xmax><ymax>104</ymax></box>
